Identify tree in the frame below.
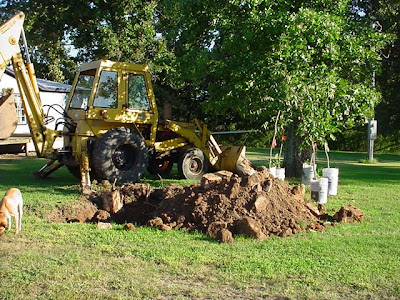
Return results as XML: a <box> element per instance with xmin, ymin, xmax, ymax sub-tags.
<box><xmin>1</xmin><ymin>0</ymin><xmax>76</xmax><ymax>82</ymax></box>
<box><xmin>1</xmin><ymin>0</ymin><xmax>173</xmax><ymax>83</ymax></box>
<box><xmin>159</xmin><ymin>0</ymin><xmax>391</xmax><ymax>176</ymax></box>
<box><xmin>66</xmin><ymin>0</ymin><xmax>173</xmax><ymax>74</ymax></box>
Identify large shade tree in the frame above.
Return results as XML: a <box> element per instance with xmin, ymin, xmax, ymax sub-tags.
<box><xmin>1</xmin><ymin>0</ymin><xmax>172</xmax><ymax>82</ymax></box>
<box><xmin>159</xmin><ymin>0</ymin><xmax>391</xmax><ymax>176</ymax></box>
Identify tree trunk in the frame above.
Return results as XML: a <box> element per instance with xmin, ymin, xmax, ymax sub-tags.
<box><xmin>283</xmin><ymin>122</ymin><xmax>312</xmax><ymax>178</ymax></box>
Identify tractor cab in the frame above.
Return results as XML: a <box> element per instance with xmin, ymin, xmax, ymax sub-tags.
<box><xmin>65</xmin><ymin>60</ymin><xmax>159</xmax><ymax>144</ymax></box>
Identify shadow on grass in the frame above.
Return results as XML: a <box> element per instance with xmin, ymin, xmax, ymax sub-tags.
<box><xmin>0</xmin><ymin>157</ymin><xmax>78</xmax><ymax>191</ymax></box>
<box><xmin>0</xmin><ymin>157</ymin><xmax>190</xmax><ymax>193</ymax></box>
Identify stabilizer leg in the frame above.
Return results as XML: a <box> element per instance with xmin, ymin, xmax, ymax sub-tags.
<box><xmin>80</xmin><ymin>150</ymin><xmax>92</xmax><ymax>195</ymax></box>
<box><xmin>33</xmin><ymin>159</ymin><xmax>63</xmax><ymax>179</ymax></box>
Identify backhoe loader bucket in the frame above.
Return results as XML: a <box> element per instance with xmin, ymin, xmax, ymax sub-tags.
<box><xmin>0</xmin><ymin>91</ymin><xmax>18</xmax><ymax>139</ymax></box>
<box><xmin>219</xmin><ymin>146</ymin><xmax>255</xmax><ymax>176</ymax></box>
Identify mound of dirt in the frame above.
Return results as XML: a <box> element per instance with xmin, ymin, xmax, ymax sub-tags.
<box><xmin>88</xmin><ymin>166</ymin><xmax>328</xmax><ymax>242</ymax></box>
<box><xmin>48</xmin><ymin>166</ymin><xmax>364</xmax><ymax>242</ymax></box>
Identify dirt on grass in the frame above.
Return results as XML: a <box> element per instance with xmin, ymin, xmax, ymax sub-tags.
<box><xmin>47</xmin><ymin>195</ymin><xmax>98</xmax><ymax>223</ymax></box>
<box><xmin>47</xmin><ymin>166</ymin><xmax>364</xmax><ymax>242</ymax></box>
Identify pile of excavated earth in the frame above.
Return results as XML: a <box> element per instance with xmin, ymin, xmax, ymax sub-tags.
<box><xmin>48</xmin><ymin>166</ymin><xmax>364</xmax><ymax>243</ymax></box>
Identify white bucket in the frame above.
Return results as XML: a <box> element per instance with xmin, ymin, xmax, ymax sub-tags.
<box><xmin>269</xmin><ymin>166</ymin><xmax>277</xmax><ymax>178</ymax></box>
<box><xmin>276</xmin><ymin>168</ymin><xmax>285</xmax><ymax>181</ymax></box>
<box><xmin>310</xmin><ymin>179</ymin><xmax>320</xmax><ymax>201</ymax></box>
<box><xmin>322</xmin><ymin>168</ymin><xmax>339</xmax><ymax>196</ymax></box>
<box><xmin>302</xmin><ymin>164</ymin><xmax>317</xmax><ymax>185</ymax></box>
<box><xmin>310</xmin><ymin>178</ymin><xmax>329</xmax><ymax>204</ymax></box>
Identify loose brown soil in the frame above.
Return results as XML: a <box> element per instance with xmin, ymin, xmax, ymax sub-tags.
<box><xmin>333</xmin><ymin>204</ymin><xmax>364</xmax><ymax>223</ymax></box>
<box><xmin>47</xmin><ymin>195</ymin><xmax>98</xmax><ymax>223</ymax></box>
<box><xmin>48</xmin><ymin>166</ymin><xmax>363</xmax><ymax>242</ymax></box>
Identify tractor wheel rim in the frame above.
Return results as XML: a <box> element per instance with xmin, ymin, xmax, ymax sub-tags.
<box><xmin>189</xmin><ymin>157</ymin><xmax>202</xmax><ymax>174</ymax></box>
<box><xmin>112</xmin><ymin>144</ymin><xmax>136</xmax><ymax>170</ymax></box>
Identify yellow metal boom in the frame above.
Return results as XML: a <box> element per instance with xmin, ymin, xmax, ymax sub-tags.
<box><xmin>0</xmin><ymin>12</ymin><xmax>61</xmax><ymax>157</ymax></box>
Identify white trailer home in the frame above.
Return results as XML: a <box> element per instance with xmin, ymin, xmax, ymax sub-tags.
<box><xmin>0</xmin><ymin>67</ymin><xmax>71</xmax><ymax>153</ymax></box>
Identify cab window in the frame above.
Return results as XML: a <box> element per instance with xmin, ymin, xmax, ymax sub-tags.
<box><xmin>69</xmin><ymin>70</ymin><xmax>95</xmax><ymax>109</ymax></box>
<box><xmin>93</xmin><ymin>70</ymin><xmax>118</xmax><ymax>108</ymax></box>
<box><xmin>128</xmin><ymin>74</ymin><xmax>151</xmax><ymax>110</ymax></box>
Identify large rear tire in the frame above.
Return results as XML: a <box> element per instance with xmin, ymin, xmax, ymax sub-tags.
<box><xmin>178</xmin><ymin>148</ymin><xmax>208</xmax><ymax>180</ymax></box>
<box><xmin>92</xmin><ymin>127</ymin><xmax>148</xmax><ymax>184</ymax></box>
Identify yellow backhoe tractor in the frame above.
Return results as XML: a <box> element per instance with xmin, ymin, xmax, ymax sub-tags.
<box><xmin>0</xmin><ymin>12</ymin><xmax>250</xmax><ymax>193</ymax></box>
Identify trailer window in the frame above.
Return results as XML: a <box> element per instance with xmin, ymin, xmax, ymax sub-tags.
<box><xmin>128</xmin><ymin>74</ymin><xmax>150</xmax><ymax>110</ymax></box>
<box><xmin>69</xmin><ymin>71</ymin><xmax>95</xmax><ymax>109</ymax></box>
<box><xmin>93</xmin><ymin>70</ymin><xmax>118</xmax><ymax>108</ymax></box>
<box><xmin>13</xmin><ymin>94</ymin><xmax>26</xmax><ymax>124</ymax></box>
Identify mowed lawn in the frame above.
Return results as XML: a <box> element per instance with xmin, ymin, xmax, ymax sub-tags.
<box><xmin>0</xmin><ymin>150</ymin><xmax>399</xmax><ymax>300</ymax></box>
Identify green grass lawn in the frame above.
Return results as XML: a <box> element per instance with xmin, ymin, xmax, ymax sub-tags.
<box><xmin>0</xmin><ymin>150</ymin><xmax>399</xmax><ymax>299</ymax></box>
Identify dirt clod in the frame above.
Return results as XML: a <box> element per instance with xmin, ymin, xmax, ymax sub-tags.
<box><xmin>333</xmin><ymin>205</ymin><xmax>364</xmax><ymax>223</ymax></box>
<box><xmin>218</xmin><ymin>229</ymin><xmax>235</xmax><ymax>243</ymax></box>
<box><xmin>206</xmin><ymin>222</ymin><xmax>234</xmax><ymax>243</ymax></box>
<box><xmin>124</xmin><ymin>223</ymin><xmax>136</xmax><ymax>231</ymax></box>
<box><xmin>291</xmin><ymin>184</ymin><xmax>306</xmax><ymax>197</ymax></box>
<box><xmin>93</xmin><ymin>210</ymin><xmax>111</xmax><ymax>222</ymax></box>
<box><xmin>207</xmin><ymin>221</ymin><xmax>228</xmax><ymax>239</ymax></box>
<box><xmin>234</xmin><ymin>217</ymin><xmax>267</xmax><ymax>240</ymax></box>
<box><xmin>253</xmin><ymin>194</ymin><xmax>268</xmax><ymax>213</ymax></box>
<box><xmin>159</xmin><ymin>224</ymin><xmax>172</xmax><ymax>231</ymax></box>
<box><xmin>147</xmin><ymin>217</ymin><xmax>164</xmax><ymax>228</ymax></box>
<box><xmin>97</xmin><ymin>222</ymin><xmax>112</xmax><ymax>230</ymax></box>
<box><xmin>101</xmin><ymin>189</ymin><xmax>123</xmax><ymax>213</ymax></box>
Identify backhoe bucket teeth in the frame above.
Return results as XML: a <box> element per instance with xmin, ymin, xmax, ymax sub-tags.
<box><xmin>218</xmin><ymin>146</ymin><xmax>255</xmax><ymax>176</ymax></box>
<box><xmin>0</xmin><ymin>91</ymin><xmax>18</xmax><ymax>140</ymax></box>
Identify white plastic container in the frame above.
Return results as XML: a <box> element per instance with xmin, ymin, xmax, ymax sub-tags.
<box><xmin>318</xmin><ymin>178</ymin><xmax>329</xmax><ymax>204</ymax></box>
<box><xmin>276</xmin><ymin>168</ymin><xmax>285</xmax><ymax>181</ymax></box>
<box><xmin>310</xmin><ymin>178</ymin><xmax>329</xmax><ymax>204</ymax></box>
<box><xmin>302</xmin><ymin>163</ymin><xmax>317</xmax><ymax>185</ymax></box>
<box><xmin>322</xmin><ymin>168</ymin><xmax>339</xmax><ymax>196</ymax></box>
<box><xmin>269</xmin><ymin>166</ymin><xmax>277</xmax><ymax>178</ymax></box>
<box><xmin>310</xmin><ymin>179</ymin><xmax>320</xmax><ymax>201</ymax></box>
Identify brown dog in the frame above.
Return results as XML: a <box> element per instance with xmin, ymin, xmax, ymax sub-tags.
<box><xmin>0</xmin><ymin>188</ymin><xmax>23</xmax><ymax>235</ymax></box>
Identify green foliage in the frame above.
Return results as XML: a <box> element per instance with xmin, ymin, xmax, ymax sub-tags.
<box><xmin>159</xmin><ymin>0</ymin><xmax>392</xmax><ymax>147</ymax></box>
<box><xmin>66</xmin><ymin>1</ymin><xmax>173</xmax><ymax>74</ymax></box>
<box><xmin>329</xmin><ymin>124</ymin><xmax>368</xmax><ymax>151</ymax></box>
<box><xmin>332</xmin><ymin>127</ymin><xmax>400</xmax><ymax>154</ymax></box>
<box><xmin>1</xmin><ymin>0</ymin><xmax>173</xmax><ymax>83</ymax></box>
<box><xmin>362</xmin><ymin>1</ymin><xmax>400</xmax><ymax>135</ymax></box>
<box><xmin>1</xmin><ymin>0</ymin><xmax>77</xmax><ymax>82</ymax></box>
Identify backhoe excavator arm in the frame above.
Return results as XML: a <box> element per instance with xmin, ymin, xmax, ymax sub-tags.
<box><xmin>0</xmin><ymin>12</ymin><xmax>61</xmax><ymax>158</ymax></box>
